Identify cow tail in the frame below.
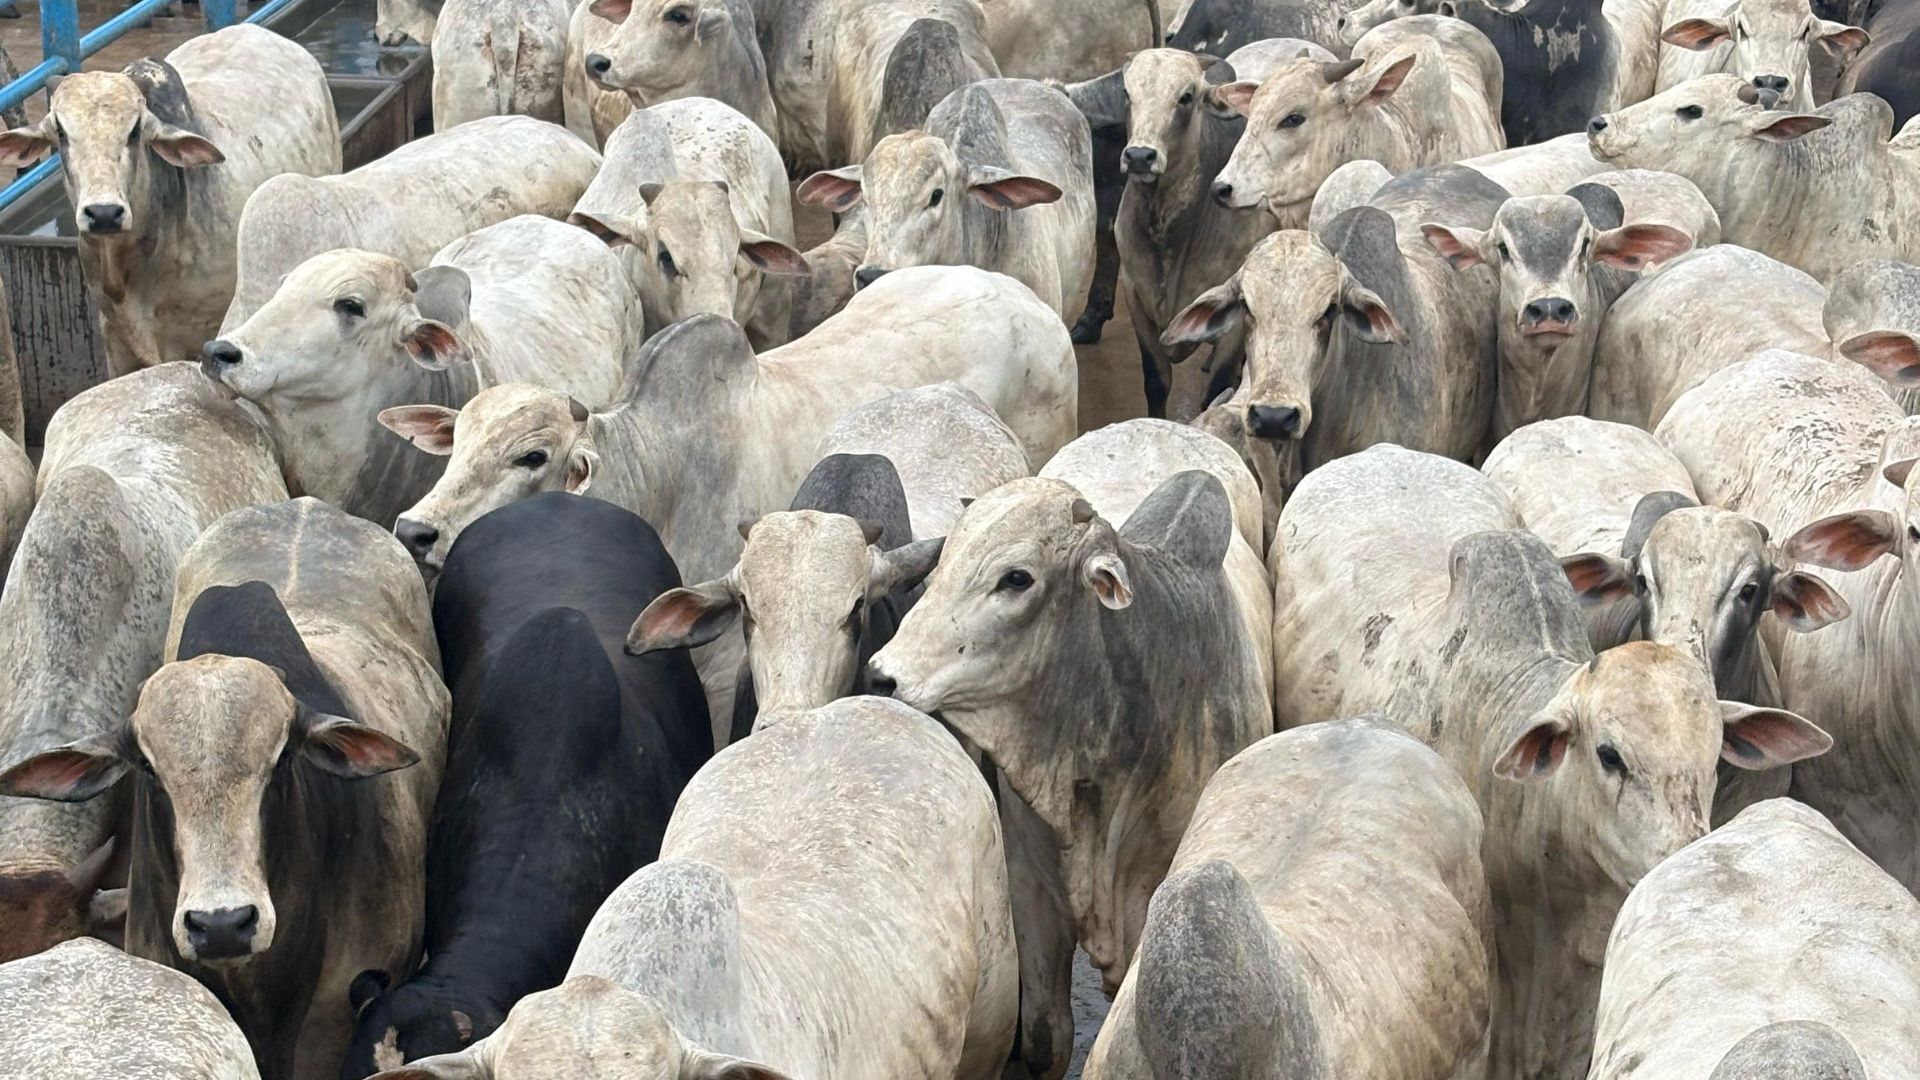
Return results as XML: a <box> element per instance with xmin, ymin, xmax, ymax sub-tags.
<box><xmin>490</xmin><ymin>4</ymin><xmax>523</xmax><ymax>115</ymax></box>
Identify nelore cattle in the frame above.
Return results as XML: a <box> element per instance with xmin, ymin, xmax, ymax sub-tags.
<box><xmin>339</xmin><ymin>493</ymin><xmax>710</xmax><ymax>1076</ymax></box>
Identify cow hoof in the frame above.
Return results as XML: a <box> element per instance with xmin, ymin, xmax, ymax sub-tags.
<box><xmin>1070</xmin><ymin>312</ymin><xmax>1111</xmax><ymax>345</ymax></box>
<box><xmin>0</xmin><ymin>3</ymin><xmax>19</xmax><ymax>18</ymax></box>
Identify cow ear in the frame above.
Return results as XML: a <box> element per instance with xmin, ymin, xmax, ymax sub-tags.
<box><xmin>451</xmin><ymin>1010</ymin><xmax>475</xmax><ymax>1042</ymax></box>
<box><xmin>367</xmin><ymin>1048</ymin><xmax>491</xmax><ymax>1080</ymax></box>
<box><xmin>1770</xmin><ymin>570</ymin><xmax>1850</xmax><ymax>632</ymax></box>
<box><xmin>1420</xmin><ymin>223</ymin><xmax>1488</xmax><ymax>269</ymax></box>
<box><xmin>588</xmin><ymin>0</ymin><xmax>632</xmax><ymax>21</ymax></box>
<box><xmin>626</xmin><ymin>578</ymin><xmax>741</xmax><ymax>654</ymax></box>
<box><xmin>1208</xmin><ymin>80</ymin><xmax>1259</xmax><ymax>117</ymax></box>
<box><xmin>89</xmin><ymin>887</ymin><xmax>128</xmax><ymax>935</ymax></box>
<box><xmin>1083</xmin><ymin>551</ymin><xmax>1134</xmax><ymax>610</ymax></box>
<box><xmin>1781</xmin><ymin>510</ymin><xmax>1900</xmax><ymax>570</ymax></box>
<box><xmin>1360</xmin><ymin>55</ymin><xmax>1416</xmax><ymax>103</ymax></box>
<box><xmin>146</xmin><ymin>121</ymin><xmax>225</xmax><ymax>167</ymax></box>
<box><xmin>566</xmin><ymin>210</ymin><xmax>638</xmax><ymax>248</ymax></box>
<box><xmin>1161</xmin><ymin>276</ymin><xmax>1244</xmax><ymax>345</ymax></box>
<box><xmin>0</xmin><ymin>114</ymin><xmax>56</xmax><ymax>168</ymax></box>
<box><xmin>1660</xmin><ymin>16</ymin><xmax>1732</xmax><ymax>48</ymax></box>
<box><xmin>1492</xmin><ymin>712</ymin><xmax>1571</xmax><ymax>782</ymax></box>
<box><xmin>412</xmin><ymin>265</ymin><xmax>472</xmax><ymax>328</ymax></box>
<box><xmin>566</xmin><ymin>447</ymin><xmax>597</xmax><ymax>494</ymax></box>
<box><xmin>378</xmin><ymin>405</ymin><xmax>459</xmax><ymax>455</ymax></box>
<box><xmin>739</xmin><ymin>230</ymin><xmax>811</xmax><ymax>276</ymax></box>
<box><xmin>796</xmin><ymin>167</ymin><xmax>865</xmax><ymax>213</ymax></box>
<box><xmin>0</xmin><ymin>739</ymin><xmax>128</xmax><ymax>803</ymax></box>
<box><xmin>681</xmin><ymin>1047</ymin><xmax>797</xmax><ymax>1080</ymax></box>
<box><xmin>1837</xmin><ymin>330</ymin><xmax>1920</xmax><ymax>385</ymax></box>
<box><xmin>1816</xmin><ymin>20</ymin><xmax>1870</xmax><ymax>56</ymax></box>
<box><xmin>402</xmin><ymin>321</ymin><xmax>471</xmax><ymax>370</ymax></box>
<box><xmin>966</xmin><ymin>166</ymin><xmax>1063</xmax><ymax>210</ymax></box>
<box><xmin>1719</xmin><ymin>702</ymin><xmax>1832</xmax><ymax>769</ymax></box>
<box><xmin>695</xmin><ymin>5</ymin><xmax>727</xmax><ymax>38</ymax></box>
<box><xmin>870</xmin><ymin>537</ymin><xmax>945</xmax><ymax>598</ymax></box>
<box><xmin>299</xmin><ymin>710</ymin><xmax>421</xmax><ymax>779</ymax></box>
<box><xmin>350</xmin><ymin>970</ymin><xmax>391</xmax><ymax>1016</ymax></box>
<box><xmin>1750</xmin><ymin>112</ymin><xmax>1831</xmax><ymax>141</ymax></box>
<box><xmin>1592</xmin><ymin>223</ymin><xmax>1693</xmax><ymax>271</ymax></box>
<box><xmin>1339</xmin><ymin>278</ymin><xmax>1407</xmax><ymax>344</ymax></box>
<box><xmin>1561</xmin><ymin>552</ymin><xmax>1638</xmax><ymax>605</ymax></box>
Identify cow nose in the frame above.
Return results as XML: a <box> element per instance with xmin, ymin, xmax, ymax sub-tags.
<box><xmin>1752</xmin><ymin>74</ymin><xmax>1789</xmax><ymax>94</ymax></box>
<box><xmin>81</xmin><ymin>203</ymin><xmax>125</xmax><ymax>232</ymax></box>
<box><xmin>394</xmin><ymin>519</ymin><xmax>440</xmax><ymax>561</ymax></box>
<box><xmin>864</xmin><ymin>664</ymin><xmax>898</xmax><ymax>698</ymax></box>
<box><xmin>1210</xmin><ymin>180</ymin><xmax>1235</xmax><ymax>207</ymax></box>
<box><xmin>1335</xmin><ymin>13</ymin><xmax>1348</xmax><ymax>28</ymax></box>
<box><xmin>1587</xmin><ymin>116</ymin><xmax>1609</xmax><ymax>134</ymax></box>
<box><xmin>1246</xmin><ymin>404</ymin><xmax>1304</xmax><ymax>440</ymax></box>
<box><xmin>854</xmin><ymin>266</ymin><xmax>889</xmax><ymax>289</ymax></box>
<box><xmin>585</xmin><ymin>53</ymin><xmax>612</xmax><ymax>77</ymax></box>
<box><xmin>1122</xmin><ymin>146</ymin><xmax>1158</xmax><ymax>171</ymax></box>
<box><xmin>184</xmin><ymin>906</ymin><xmax>258</xmax><ymax>960</ymax></box>
<box><xmin>201</xmin><ymin>339</ymin><xmax>242</xmax><ymax>367</ymax></box>
<box><xmin>1522</xmin><ymin>298</ymin><xmax>1578</xmax><ymax>325</ymax></box>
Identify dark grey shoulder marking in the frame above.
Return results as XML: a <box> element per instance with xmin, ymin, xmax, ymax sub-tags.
<box><xmin>1322</xmin><ymin>205</ymin><xmax>1415</xmax><ymax>335</ymax></box>
<box><xmin>123</xmin><ymin>57</ymin><xmax>196</xmax><ymax>131</ymax></box>
<box><xmin>1565</xmin><ymin>181</ymin><xmax>1626</xmax><ymax>231</ymax></box>
<box><xmin>1119</xmin><ymin>470</ymin><xmax>1233</xmax><ymax>571</ymax></box>
<box><xmin>1375</xmin><ymin>163</ymin><xmax>1513</xmax><ymax>229</ymax></box>
<box><xmin>879</xmin><ymin>19</ymin><xmax>975</xmax><ymax>139</ymax></box>
<box><xmin>1620</xmin><ymin>490</ymin><xmax>1697</xmax><ymax>560</ymax></box>
<box><xmin>936</xmin><ymin>80</ymin><xmax>1013</xmax><ymax>171</ymax></box>
<box><xmin>176</xmin><ymin>580</ymin><xmax>354</xmax><ymax>718</ymax></box>
<box><xmin>1711</xmin><ymin>1021</ymin><xmax>1867</xmax><ymax>1080</ymax></box>
<box><xmin>790</xmin><ymin>453</ymin><xmax>914</xmax><ymax>551</ymax></box>
<box><xmin>624</xmin><ymin>314</ymin><xmax>758</xmax><ymax>403</ymax></box>
<box><xmin>1446</xmin><ymin>529</ymin><xmax>1593</xmax><ymax>662</ymax></box>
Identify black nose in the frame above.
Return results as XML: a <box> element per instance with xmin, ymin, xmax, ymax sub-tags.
<box><xmin>1122</xmin><ymin>146</ymin><xmax>1158</xmax><ymax>171</ymax></box>
<box><xmin>1752</xmin><ymin>74</ymin><xmax>1789</xmax><ymax>94</ymax></box>
<box><xmin>184</xmin><ymin>905</ymin><xmax>258</xmax><ymax>959</ymax></box>
<box><xmin>1210</xmin><ymin>180</ymin><xmax>1234</xmax><ymax>207</ymax></box>
<box><xmin>1588</xmin><ymin>116</ymin><xmax>1609</xmax><ymax>134</ymax></box>
<box><xmin>201</xmin><ymin>340</ymin><xmax>242</xmax><ymax>367</ymax></box>
<box><xmin>394</xmin><ymin>518</ymin><xmax>440</xmax><ymax>560</ymax></box>
<box><xmin>865</xmin><ymin>665</ymin><xmax>897</xmax><ymax>697</ymax></box>
<box><xmin>585</xmin><ymin>53</ymin><xmax>612</xmax><ymax>77</ymax></box>
<box><xmin>854</xmin><ymin>266</ymin><xmax>888</xmax><ymax>289</ymax></box>
<box><xmin>81</xmin><ymin>203</ymin><xmax>125</xmax><ymax>232</ymax></box>
<box><xmin>1523</xmin><ymin>298</ymin><xmax>1578</xmax><ymax>325</ymax></box>
<box><xmin>1336</xmin><ymin>13</ymin><xmax>1348</xmax><ymax>27</ymax></box>
<box><xmin>1247</xmin><ymin>404</ymin><xmax>1304</xmax><ymax>440</ymax></box>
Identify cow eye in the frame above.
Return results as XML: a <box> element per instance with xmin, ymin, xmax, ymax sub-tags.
<box><xmin>1497</xmin><ymin>241</ymin><xmax>1511</xmax><ymax>259</ymax></box>
<box><xmin>845</xmin><ymin>597</ymin><xmax>865</xmax><ymax>629</ymax></box>
<box><xmin>1738</xmin><ymin>581</ymin><xmax>1760</xmax><ymax>603</ymax></box>
<box><xmin>657</xmin><ymin>246</ymin><xmax>678</xmax><ymax>277</ymax></box>
<box><xmin>1279</xmin><ymin>112</ymin><xmax>1306</xmax><ymax>129</ymax></box>
<box><xmin>127</xmin><ymin>123</ymin><xmax>141</xmax><ymax>146</ymax></box>
<box><xmin>514</xmin><ymin>449</ymin><xmax>549</xmax><ymax>468</ymax></box>
<box><xmin>334</xmin><ymin>297</ymin><xmax>366</xmax><ymax>318</ymax></box>
<box><xmin>664</xmin><ymin>6</ymin><xmax>690</xmax><ymax>23</ymax></box>
<box><xmin>1597</xmin><ymin>743</ymin><xmax>1627</xmax><ymax>775</ymax></box>
<box><xmin>1178</xmin><ymin>90</ymin><xmax>1194</xmax><ymax>107</ymax></box>
<box><xmin>1677</xmin><ymin>104</ymin><xmax>1704</xmax><ymax>120</ymax></box>
<box><xmin>928</xmin><ymin>187</ymin><xmax>944</xmax><ymax>208</ymax></box>
<box><xmin>1318</xmin><ymin>301</ymin><xmax>1338</xmax><ymax>325</ymax></box>
<box><xmin>137</xmin><ymin>754</ymin><xmax>156</xmax><ymax>777</ymax></box>
<box><xmin>1907</xmin><ymin>524</ymin><xmax>1919</xmax><ymax>543</ymax></box>
<box><xmin>1634</xmin><ymin>572</ymin><xmax>1648</xmax><ymax>593</ymax></box>
<box><xmin>996</xmin><ymin>568</ymin><xmax>1034</xmax><ymax>592</ymax></box>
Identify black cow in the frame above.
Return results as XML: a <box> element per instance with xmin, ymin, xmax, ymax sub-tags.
<box><xmin>1445</xmin><ymin>0</ymin><xmax>1620</xmax><ymax>146</ymax></box>
<box><xmin>1842</xmin><ymin>0</ymin><xmax>1920</xmax><ymax>126</ymax></box>
<box><xmin>337</xmin><ymin>493</ymin><xmax>711</xmax><ymax>1077</ymax></box>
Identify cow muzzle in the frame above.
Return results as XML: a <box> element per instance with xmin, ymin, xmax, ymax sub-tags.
<box><xmin>1247</xmin><ymin>403</ymin><xmax>1307</xmax><ymax>441</ymax></box>
<box><xmin>1121</xmin><ymin>145</ymin><xmax>1162</xmax><ymax>180</ymax></box>
<box><xmin>182</xmin><ymin>904</ymin><xmax>261</xmax><ymax>963</ymax></box>
<box><xmin>1521</xmin><ymin>297</ymin><xmax>1579</xmax><ymax>338</ymax></box>
<box><xmin>79</xmin><ymin>202</ymin><xmax>129</xmax><ymax>236</ymax></box>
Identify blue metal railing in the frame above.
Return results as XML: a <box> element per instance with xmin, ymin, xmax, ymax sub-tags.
<box><xmin>0</xmin><ymin>0</ymin><xmax>303</xmax><ymax>210</ymax></box>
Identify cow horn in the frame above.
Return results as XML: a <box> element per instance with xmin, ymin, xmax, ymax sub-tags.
<box><xmin>1319</xmin><ymin>59</ymin><xmax>1365</xmax><ymax>84</ymax></box>
<box><xmin>1071</xmin><ymin>498</ymin><xmax>1097</xmax><ymax>524</ymax></box>
<box><xmin>568</xmin><ymin>397</ymin><xmax>589</xmax><ymax>422</ymax></box>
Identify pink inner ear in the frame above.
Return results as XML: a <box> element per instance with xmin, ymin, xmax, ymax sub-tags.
<box><xmin>406</xmin><ymin>323</ymin><xmax>462</xmax><ymax>365</ymax></box>
<box><xmin>1661</xmin><ymin>18</ymin><xmax>1730</xmax><ymax>48</ymax></box>
<box><xmin>1364</xmin><ymin>57</ymin><xmax>1416</xmax><ymax>101</ymax></box>
<box><xmin>970</xmin><ymin>176</ymin><xmax>1062</xmax><ymax>210</ymax></box>
<box><xmin>1839</xmin><ymin>331</ymin><xmax>1920</xmax><ymax>385</ymax></box>
<box><xmin>796</xmin><ymin>174</ymin><xmax>862</xmax><ymax>212</ymax></box>
<box><xmin>641</xmin><ymin>589</ymin><xmax>715</xmax><ymax>640</ymax></box>
<box><xmin>587</xmin><ymin>0</ymin><xmax>633</xmax><ymax>21</ymax></box>
<box><xmin>1595</xmin><ymin>224</ymin><xmax>1692</xmax><ymax>269</ymax></box>
<box><xmin>1783</xmin><ymin>511</ymin><xmax>1898</xmax><ymax>570</ymax></box>
<box><xmin>742</xmin><ymin>240</ymin><xmax>810</xmax><ymax>275</ymax></box>
<box><xmin>567</xmin><ymin>212</ymin><xmax>630</xmax><ymax>247</ymax></box>
<box><xmin>1498</xmin><ymin>723</ymin><xmax>1569</xmax><ymax>779</ymax></box>
<box><xmin>1420</xmin><ymin>225</ymin><xmax>1481</xmax><ymax>269</ymax></box>
<box><xmin>1771</xmin><ymin>572</ymin><xmax>1850</xmax><ymax>631</ymax></box>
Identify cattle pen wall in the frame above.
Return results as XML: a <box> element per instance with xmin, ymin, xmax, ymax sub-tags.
<box><xmin>0</xmin><ymin>0</ymin><xmax>433</xmax><ymax>443</ymax></box>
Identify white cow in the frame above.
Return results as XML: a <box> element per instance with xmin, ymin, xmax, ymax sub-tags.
<box><xmin>568</xmin><ymin>98</ymin><xmax>805</xmax><ymax>348</ymax></box>
<box><xmin>1589</xmin><ymin>76</ymin><xmax>1920</xmax><ymax>282</ymax></box>
<box><xmin>207</xmin><ymin>216</ymin><xmax>639</xmax><ymax>531</ymax></box>
<box><xmin>0</xmin><ymin>938</ymin><xmax>260</xmax><ymax>1079</ymax></box>
<box><xmin>1589</xmin><ymin>799</ymin><xmax>1920</xmax><ymax>1080</ymax></box>
<box><xmin>1085</xmin><ymin>719</ymin><xmax>1492</xmax><ymax>1080</ymax></box>
<box><xmin>799</xmin><ymin>78</ymin><xmax>1097</xmax><ymax>321</ymax></box>
<box><xmin>1270</xmin><ymin>443</ymin><xmax>1830</xmax><ymax>1080</ymax></box>
<box><xmin>0</xmin><ymin>26</ymin><xmax>339</xmax><ymax>376</ymax></box>
<box><xmin>446</xmin><ymin>697</ymin><xmax>1009</xmax><ymax>1080</ymax></box>
<box><xmin>1655</xmin><ymin>0</ymin><xmax>1868</xmax><ymax>108</ymax></box>
<box><xmin>980</xmin><ymin>0</ymin><xmax>1163</xmax><ymax>81</ymax></box>
<box><xmin>1658</xmin><ymin>348</ymin><xmax>1920</xmax><ymax>892</ymax></box>
<box><xmin>431</xmin><ymin>0</ymin><xmax>573</xmax><ymax>130</ymax></box>
<box><xmin>227</xmin><ymin>115</ymin><xmax>601</xmax><ymax>327</ymax></box>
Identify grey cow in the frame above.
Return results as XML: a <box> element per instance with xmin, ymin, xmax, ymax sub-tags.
<box><xmin>0</xmin><ymin>364</ymin><xmax>286</xmax><ymax>966</ymax></box>
<box><xmin>0</xmin><ymin>499</ymin><xmax>448</xmax><ymax>1080</ymax></box>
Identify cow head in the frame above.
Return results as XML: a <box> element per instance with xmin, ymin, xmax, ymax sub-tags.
<box><xmin>629</xmin><ymin>510</ymin><xmax>942</xmax><ymax>717</ymax></box>
<box><xmin>1492</xmin><ymin>641</ymin><xmax>1829</xmax><ymax>889</ymax></box>
<box><xmin>1780</xmin><ymin>434</ymin><xmax>1920</xmax><ymax>589</ymax></box>
<box><xmin>203</xmin><ymin>252</ymin><xmax>472</xmax><ymax>410</ymax></box>
<box><xmin>1824</xmin><ymin>260</ymin><xmax>1920</xmax><ymax>387</ymax></box>
<box><xmin>1660</xmin><ymin>0</ymin><xmax>1867</xmax><ymax>111</ymax></box>
<box><xmin>0</xmin><ymin>841</ymin><xmax>120</xmax><ymax>964</ymax></box>
<box><xmin>0</xmin><ymin>66</ymin><xmax>223</xmax><ymax>240</ymax></box>
<box><xmin>797</xmin><ymin>132</ymin><xmax>1060</xmax><ymax>290</ymax></box>
<box><xmin>1338</xmin><ymin>0</ymin><xmax>1444</xmax><ymax>45</ymax></box>
<box><xmin>1114</xmin><ymin>50</ymin><xmax>1238</xmax><ymax>182</ymax></box>
<box><xmin>1209</xmin><ymin>50</ymin><xmax>1421</xmax><ymax>214</ymax></box>
<box><xmin>385</xmin><ymin>385</ymin><xmax>596</xmax><ymax>579</ymax></box>
<box><xmin>1586</xmin><ymin>74</ymin><xmax>1833</xmax><ymax>171</ymax></box>
<box><xmin>583</xmin><ymin>0</ymin><xmax>736</xmax><ymax>104</ymax></box>
<box><xmin>365</xmin><ymin>976</ymin><xmax>794</xmax><ymax>1080</ymax></box>
<box><xmin>0</xmin><ymin>654</ymin><xmax>419</xmax><ymax>965</ymax></box>
<box><xmin>1163</xmin><ymin>230</ymin><xmax>1404</xmax><ymax>444</ymax></box>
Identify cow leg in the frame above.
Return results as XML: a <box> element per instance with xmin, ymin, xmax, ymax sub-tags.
<box><xmin>999</xmin><ymin>783</ymin><xmax>1074</xmax><ymax>1080</ymax></box>
<box><xmin>1071</xmin><ymin>138</ymin><xmax>1125</xmax><ymax>345</ymax></box>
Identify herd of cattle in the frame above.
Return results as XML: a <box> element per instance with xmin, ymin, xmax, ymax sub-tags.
<box><xmin>0</xmin><ymin>0</ymin><xmax>1917</xmax><ymax>1074</ymax></box>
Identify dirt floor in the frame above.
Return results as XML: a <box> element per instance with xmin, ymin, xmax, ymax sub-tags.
<box><xmin>2</xmin><ymin>0</ymin><xmax>219</xmax><ymax>122</ymax></box>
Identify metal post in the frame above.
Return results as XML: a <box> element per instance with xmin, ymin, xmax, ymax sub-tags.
<box><xmin>204</xmin><ymin>0</ymin><xmax>238</xmax><ymax>30</ymax></box>
<box><xmin>41</xmin><ymin>0</ymin><xmax>82</xmax><ymax>73</ymax></box>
